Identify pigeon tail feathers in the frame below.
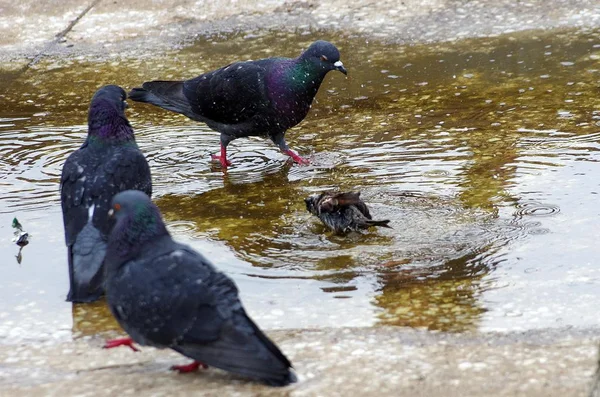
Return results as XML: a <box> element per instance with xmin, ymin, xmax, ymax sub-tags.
<box><xmin>175</xmin><ymin>301</ymin><xmax>295</xmax><ymax>386</ymax></box>
<box><xmin>173</xmin><ymin>332</ymin><xmax>296</xmax><ymax>387</ymax></box>
<box><xmin>128</xmin><ymin>81</ymin><xmax>198</xmax><ymax>121</ymax></box>
<box><xmin>67</xmin><ymin>221</ymin><xmax>106</xmax><ymax>302</ymax></box>
<box><xmin>66</xmin><ymin>204</ymin><xmax>106</xmax><ymax>302</ymax></box>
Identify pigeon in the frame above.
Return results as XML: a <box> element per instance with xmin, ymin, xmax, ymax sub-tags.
<box><xmin>60</xmin><ymin>85</ymin><xmax>152</xmax><ymax>303</ymax></box>
<box><xmin>129</xmin><ymin>40</ymin><xmax>347</xmax><ymax>168</ymax></box>
<box><xmin>103</xmin><ymin>190</ymin><xmax>296</xmax><ymax>386</ymax></box>
<box><xmin>305</xmin><ymin>191</ymin><xmax>392</xmax><ymax>234</ymax></box>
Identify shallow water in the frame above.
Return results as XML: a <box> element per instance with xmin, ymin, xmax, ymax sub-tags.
<box><xmin>1</xmin><ymin>28</ymin><xmax>600</xmax><ymax>342</ymax></box>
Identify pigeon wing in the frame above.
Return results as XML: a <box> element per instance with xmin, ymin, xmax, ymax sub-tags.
<box><xmin>175</xmin><ymin>249</ymin><xmax>293</xmax><ymax>385</ymax></box>
<box><xmin>319</xmin><ymin>192</ymin><xmax>372</xmax><ymax>218</ymax></box>
<box><xmin>108</xmin><ymin>245</ymin><xmax>221</xmax><ymax>346</ymax></box>
<box><xmin>61</xmin><ymin>146</ymin><xmax>98</xmax><ymax>245</ymax></box>
<box><xmin>183</xmin><ymin>61</ymin><xmax>269</xmax><ymax>125</ymax></box>
<box><xmin>92</xmin><ymin>146</ymin><xmax>152</xmax><ymax>236</ymax></box>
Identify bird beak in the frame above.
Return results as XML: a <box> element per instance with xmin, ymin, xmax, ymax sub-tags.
<box><xmin>334</xmin><ymin>61</ymin><xmax>347</xmax><ymax>75</ymax></box>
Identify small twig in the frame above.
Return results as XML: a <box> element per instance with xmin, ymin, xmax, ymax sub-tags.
<box><xmin>76</xmin><ymin>361</ymin><xmax>149</xmax><ymax>374</ymax></box>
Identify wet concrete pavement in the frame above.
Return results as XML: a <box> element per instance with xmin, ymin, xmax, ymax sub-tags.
<box><xmin>1</xmin><ymin>327</ymin><xmax>599</xmax><ymax>397</ymax></box>
<box><xmin>2</xmin><ymin>0</ymin><xmax>600</xmax><ymax>395</ymax></box>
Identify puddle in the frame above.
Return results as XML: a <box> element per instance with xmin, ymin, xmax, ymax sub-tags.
<box><xmin>1</xmin><ymin>28</ymin><xmax>600</xmax><ymax>342</ymax></box>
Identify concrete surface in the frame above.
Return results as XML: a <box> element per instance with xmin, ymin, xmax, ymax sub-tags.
<box><xmin>2</xmin><ymin>0</ymin><xmax>600</xmax><ymax>62</ymax></box>
<box><xmin>2</xmin><ymin>0</ymin><xmax>600</xmax><ymax>395</ymax></box>
<box><xmin>1</xmin><ymin>327</ymin><xmax>599</xmax><ymax>397</ymax></box>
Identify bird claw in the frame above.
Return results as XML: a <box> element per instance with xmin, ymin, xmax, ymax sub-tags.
<box><xmin>211</xmin><ymin>154</ymin><xmax>232</xmax><ymax>168</ymax></box>
<box><xmin>170</xmin><ymin>361</ymin><xmax>208</xmax><ymax>373</ymax></box>
<box><xmin>284</xmin><ymin>150</ymin><xmax>310</xmax><ymax>165</ymax></box>
<box><xmin>103</xmin><ymin>337</ymin><xmax>140</xmax><ymax>352</ymax></box>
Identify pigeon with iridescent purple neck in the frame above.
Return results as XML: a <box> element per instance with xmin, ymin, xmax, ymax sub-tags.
<box><xmin>60</xmin><ymin>85</ymin><xmax>152</xmax><ymax>303</ymax></box>
<box><xmin>129</xmin><ymin>40</ymin><xmax>346</xmax><ymax>168</ymax></box>
<box><xmin>103</xmin><ymin>190</ymin><xmax>296</xmax><ymax>386</ymax></box>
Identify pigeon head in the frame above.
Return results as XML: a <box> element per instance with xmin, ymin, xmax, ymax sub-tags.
<box><xmin>91</xmin><ymin>85</ymin><xmax>128</xmax><ymax>113</ymax></box>
<box><xmin>299</xmin><ymin>41</ymin><xmax>347</xmax><ymax>75</ymax></box>
<box><xmin>107</xmin><ymin>190</ymin><xmax>168</xmax><ymax>263</ymax></box>
<box><xmin>88</xmin><ymin>85</ymin><xmax>134</xmax><ymax>142</ymax></box>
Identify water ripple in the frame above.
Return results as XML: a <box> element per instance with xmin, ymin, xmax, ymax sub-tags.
<box><xmin>514</xmin><ymin>202</ymin><xmax>561</xmax><ymax>218</ymax></box>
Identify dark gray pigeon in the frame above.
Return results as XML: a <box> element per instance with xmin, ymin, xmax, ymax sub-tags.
<box><xmin>129</xmin><ymin>40</ymin><xmax>346</xmax><ymax>168</ymax></box>
<box><xmin>103</xmin><ymin>190</ymin><xmax>296</xmax><ymax>386</ymax></box>
<box><xmin>60</xmin><ymin>85</ymin><xmax>152</xmax><ymax>303</ymax></box>
<box><xmin>305</xmin><ymin>191</ymin><xmax>392</xmax><ymax>234</ymax></box>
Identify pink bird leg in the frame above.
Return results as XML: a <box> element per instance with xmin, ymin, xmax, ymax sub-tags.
<box><xmin>283</xmin><ymin>149</ymin><xmax>309</xmax><ymax>165</ymax></box>
<box><xmin>211</xmin><ymin>143</ymin><xmax>232</xmax><ymax>168</ymax></box>
<box><xmin>103</xmin><ymin>337</ymin><xmax>140</xmax><ymax>352</ymax></box>
<box><xmin>170</xmin><ymin>361</ymin><xmax>209</xmax><ymax>373</ymax></box>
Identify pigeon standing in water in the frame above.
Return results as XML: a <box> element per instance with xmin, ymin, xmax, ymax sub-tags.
<box><xmin>103</xmin><ymin>190</ymin><xmax>296</xmax><ymax>386</ymax></box>
<box><xmin>60</xmin><ymin>85</ymin><xmax>152</xmax><ymax>303</ymax></box>
<box><xmin>129</xmin><ymin>40</ymin><xmax>346</xmax><ymax>168</ymax></box>
<box><xmin>305</xmin><ymin>191</ymin><xmax>392</xmax><ymax>234</ymax></box>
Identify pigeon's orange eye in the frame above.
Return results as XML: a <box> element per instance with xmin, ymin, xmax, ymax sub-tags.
<box><xmin>114</xmin><ymin>203</ymin><xmax>121</xmax><ymax>211</ymax></box>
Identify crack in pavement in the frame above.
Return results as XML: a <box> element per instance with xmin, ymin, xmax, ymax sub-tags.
<box><xmin>19</xmin><ymin>0</ymin><xmax>101</xmax><ymax>75</ymax></box>
<box><xmin>0</xmin><ymin>0</ymin><xmax>101</xmax><ymax>96</ymax></box>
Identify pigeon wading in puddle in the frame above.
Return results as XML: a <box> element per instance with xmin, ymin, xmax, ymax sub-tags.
<box><xmin>129</xmin><ymin>40</ymin><xmax>347</xmax><ymax>168</ymax></box>
<box><xmin>305</xmin><ymin>191</ymin><xmax>392</xmax><ymax>234</ymax></box>
<box><xmin>103</xmin><ymin>190</ymin><xmax>296</xmax><ymax>386</ymax></box>
<box><xmin>60</xmin><ymin>85</ymin><xmax>152</xmax><ymax>303</ymax></box>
